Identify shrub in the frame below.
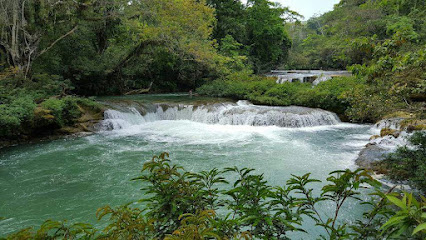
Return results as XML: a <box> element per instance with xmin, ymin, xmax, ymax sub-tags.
<box><xmin>0</xmin><ymin>85</ymin><xmax>100</xmax><ymax>140</ymax></box>
<box><xmin>309</xmin><ymin>77</ymin><xmax>364</xmax><ymax>113</ymax></box>
<box><xmin>61</xmin><ymin>97</ymin><xmax>83</xmax><ymax>125</ymax></box>
<box><xmin>74</xmin><ymin>97</ymin><xmax>103</xmax><ymax>113</ymax></box>
<box><xmin>3</xmin><ymin>153</ymin><xmax>425</xmax><ymax>239</ymax></box>
<box><xmin>0</xmin><ymin>75</ymin><xmax>88</xmax><ymax>139</ymax></box>
<box><xmin>198</xmin><ymin>74</ymin><xmax>370</xmax><ymax>120</ymax></box>
<box><xmin>24</xmin><ymin>74</ymin><xmax>74</xmax><ymax>100</ymax></box>
<box><xmin>40</xmin><ymin>97</ymin><xmax>92</xmax><ymax>128</ymax></box>
<box><xmin>41</xmin><ymin>98</ymin><xmax>66</xmax><ymax>127</ymax></box>
<box><xmin>0</xmin><ymin>95</ymin><xmax>36</xmax><ymax>138</ymax></box>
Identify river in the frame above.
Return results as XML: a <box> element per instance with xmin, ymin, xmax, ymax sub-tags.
<box><xmin>0</xmin><ymin>94</ymin><xmax>377</xmax><ymax>238</ymax></box>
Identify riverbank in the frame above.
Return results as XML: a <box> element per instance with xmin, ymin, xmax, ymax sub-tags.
<box><xmin>0</xmin><ymin>97</ymin><xmax>105</xmax><ymax>149</ymax></box>
<box><xmin>355</xmin><ymin>117</ymin><xmax>426</xmax><ymax>193</ymax></box>
<box><xmin>2</xmin><ymin>91</ymin><xmax>423</xmax><ymax>193</ymax></box>
<box><xmin>197</xmin><ymin>71</ymin><xmax>425</xmax><ymax>123</ymax></box>
<box><xmin>197</xmin><ymin>72</ymin><xmax>425</xmax><ymax>191</ymax></box>
<box><xmin>0</xmin><ymin>94</ymin><xmax>374</xmax><ymax>237</ymax></box>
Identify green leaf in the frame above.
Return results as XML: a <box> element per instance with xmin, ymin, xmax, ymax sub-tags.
<box><xmin>381</xmin><ymin>216</ymin><xmax>406</xmax><ymax>230</ymax></box>
<box><xmin>412</xmin><ymin>223</ymin><xmax>426</xmax><ymax>235</ymax></box>
<box><xmin>386</xmin><ymin>195</ymin><xmax>406</xmax><ymax>209</ymax></box>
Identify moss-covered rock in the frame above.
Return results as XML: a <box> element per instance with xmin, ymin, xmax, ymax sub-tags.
<box><xmin>0</xmin><ymin>97</ymin><xmax>105</xmax><ymax>149</ymax></box>
<box><xmin>370</xmin><ymin>135</ymin><xmax>381</xmax><ymax>140</ymax></box>
<box><xmin>58</xmin><ymin>103</ymin><xmax>105</xmax><ymax>134</ymax></box>
<box><xmin>380</xmin><ymin>128</ymin><xmax>400</xmax><ymax>138</ymax></box>
<box><xmin>382</xmin><ymin>111</ymin><xmax>413</xmax><ymax>119</ymax></box>
<box><xmin>401</xmin><ymin>119</ymin><xmax>426</xmax><ymax>132</ymax></box>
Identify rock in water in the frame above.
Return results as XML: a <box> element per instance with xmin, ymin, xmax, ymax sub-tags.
<box><xmin>355</xmin><ymin>144</ymin><xmax>392</xmax><ymax>169</ymax></box>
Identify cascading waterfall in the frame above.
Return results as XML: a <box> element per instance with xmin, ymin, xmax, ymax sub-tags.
<box><xmin>268</xmin><ymin>70</ymin><xmax>351</xmax><ymax>85</ymax></box>
<box><xmin>0</xmin><ymin>94</ymin><xmax>372</xmax><ymax>237</ymax></box>
<box><xmin>99</xmin><ymin>100</ymin><xmax>340</xmax><ymax>130</ymax></box>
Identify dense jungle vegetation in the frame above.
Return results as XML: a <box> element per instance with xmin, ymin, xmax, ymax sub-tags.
<box><xmin>0</xmin><ymin>0</ymin><xmax>298</xmax><ymax>141</ymax></box>
<box><xmin>1</xmin><ymin>0</ymin><xmax>425</xmax><ymax>238</ymax></box>
<box><xmin>1</xmin><ymin>0</ymin><xmax>425</xmax><ymax>140</ymax></box>
<box><xmin>199</xmin><ymin>0</ymin><xmax>426</xmax><ymax>123</ymax></box>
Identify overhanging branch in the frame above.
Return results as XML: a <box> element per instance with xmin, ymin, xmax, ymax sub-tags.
<box><xmin>38</xmin><ymin>25</ymin><xmax>78</xmax><ymax>57</ymax></box>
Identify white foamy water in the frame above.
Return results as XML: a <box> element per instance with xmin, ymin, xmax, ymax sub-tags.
<box><xmin>99</xmin><ymin>100</ymin><xmax>340</xmax><ymax>131</ymax></box>
<box><xmin>268</xmin><ymin>70</ymin><xmax>351</xmax><ymax>85</ymax></box>
<box><xmin>0</xmin><ymin>96</ymin><xmax>373</xmax><ymax>238</ymax></box>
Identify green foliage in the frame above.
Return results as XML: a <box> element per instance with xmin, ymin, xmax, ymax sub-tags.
<box><xmin>3</xmin><ymin>152</ymin><xmax>425</xmax><ymax>240</ymax></box>
<box><xmin>0</xmin><ymin>0</ymin><xmax>229</xmax><ymax>95</ymax></box>
<box><xmin>0</xmin><ymin>75</ymin><xmax>102</xmax><ymax>140</ymax></box>
<box><xmin>342</xmin><ymin>81</ymin><xmax>404</xmax><ymax>123</ymax></box>
<box><xmin>284</xmin><ymin>0</ymin><xmax>425</xmax><ymax>123</ymax></box>
<box><xmin>2</xmin><ymin>220</ymin><xmax>94</xmax><ymax>240</ymax></box>
<box><xmin>287</xmin><ymin>169</ymin><xmax>381</xmax><ymax>239</ymax></box>
<box><xmin>96</xmin><ymin>205</ymin><xmax>154</xmax><ymax>239</ymax></box>
<box><xmin>207</xmin><ymin>0</ymin><xmax>247</xmax><ymax>44</ymax></box>
<box><xmin>208</xmin><ymin>0</ymin><xmax>296</xmax><ymax>73</ymax></box>
<box><xmin>29</xmin><ymin>0</ymin><xmax>294</xmax><ymax>94</ymax></box>
<box><xmin>350</xmin><ymin>189</ymin><xmax>395</xmax><ymax>239</ymax></box>
<box><xmin>40</xmin><ymin>99</ymin><xmax>66</xmax><ymax>127</ymax></box>
<box><xmin>198</xmin><ymin>73</ymin><xmax>367</xmax><ymax>120</ymax></box>
<box><xmin>26</xmin><ymin>74</ymin><xmax>74</xmax><ymax>100</ymax></box>
<box><xmin>245</xmin><ymin>0</ymin><xmax>292</xmax><ymax>73</ymax></box>
<box><xmin>41</xmin><ymin>97</ymin><xmax>81</xmax><ymax>127</ymax></box>
<box><xmin>223</xmin><ymin>167</ymin><xmax>302</xmax><ymax>239</ymax></box>
<box><xmin>132</xmin><ymin>152</ymin><xmax>207</xmax><ymax>238</ymax></box>
<box><xmin>0</xmin><ymin>0</ymin><xmax>84</xmax><ymax>78</ymax></box>
<box><xmin>286</xmin><ymin>0</ymin><xmax>426</xmax><ymax>70</ymax></box>
<box><xmin>382</xmin><ymin>192</ymin><xmax>426</xmax><ymax>239</ymax></box>
<box><xmin>202</xmin><ymin>0</ymin><xmax>426</xmax><ymax>123</ymax></box>
<box><xmin>218</xmin><ymin>35</ymin><xmax>250</xmax><ymax>73</ymax></box>
<box><xmin>0</xmin><ymin>94</ymin><xmax>36</xmax><ymax>138</ymax></box>
<box><xmin>164</xmin><ymin>210</ymin><xmax>220</xmax><ymax>240</ymax></box>
<box><xmin>378</xmin><ymin>132</ymin><xmax>426</xmax><ymax>192</ymax></box>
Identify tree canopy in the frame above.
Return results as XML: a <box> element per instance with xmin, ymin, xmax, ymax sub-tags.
<box><xmin>0</xmin><ymin>0</ymin><xmax>297</xmax><ymax>95</ymax></box>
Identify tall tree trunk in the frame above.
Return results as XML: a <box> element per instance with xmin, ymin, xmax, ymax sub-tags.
<box><xmin>10</xmin><ymin>1</ymin><xmax>19</xmax><ymax>68</ymax></box>
<box><xmin>0</xmin><ymin>0</ymin><xmax>78</xmax><ymax>79</ymax></box>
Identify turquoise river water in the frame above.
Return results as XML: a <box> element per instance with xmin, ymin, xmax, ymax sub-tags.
<box><xmin>0</xmin><ymin>94</ymin><xmax>378</xmax><ymax>238</ymax></box>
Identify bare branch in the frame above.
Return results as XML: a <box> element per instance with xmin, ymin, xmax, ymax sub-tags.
<box><xmin>38</xmin><ymin>25</ymin><xmax>78</xmax><ymax>57</ymax></box>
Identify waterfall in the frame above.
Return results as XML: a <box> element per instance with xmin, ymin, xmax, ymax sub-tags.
<box><xmin>98</xmin><ymin>100</ymin><xmax>341</xmax><ymax>131</ymax></box>
<box><xmin>269</xmin><ymin>70</ymin><xmax>351</xmax><ymax>85</ymax></box>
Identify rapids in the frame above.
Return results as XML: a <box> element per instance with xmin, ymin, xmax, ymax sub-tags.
<box><xmin>268</xmin><ymin>70</ymin><xmax>351</xmax><ymax>85</ymax></box>
<box><xmin>99</xmin><ymin>100</ymin><xmax>340</xmax><ymax>130</ymax></box>
<box><xmin>0</xmin><ymin>94</ymin><xmax>375</xmax><ymax>238</ymax></box>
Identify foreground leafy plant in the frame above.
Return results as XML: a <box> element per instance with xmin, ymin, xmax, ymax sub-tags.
<box><xmin>287</xmin><ymin>169</ymin><xmax>382</xmax><ymax>239</ymax></box>
<box><xmin>96</xmin><ymin>205</ymin><xmax>154</xmax><ymax>240</ymax></box>
<box><xmin>3</xmin><ymin>220</ymin><xmax>94</xmax><ymax>240</ymax></box>
<box><xmin>224</xmin><ymin>167</ymin><xmax>303</xmax><ymax>239</ymax></box>
<box><xmin>164</xmin><ymin>210</ymin><xmax>219</xmax><ymax>240</ymax></box>
<box><xmin>2</xmin><ymin>152</ymin><xmax>425</xmax><ymax>240</ymax></box>
<box><xmin>381</xmin><ymin>192</ymin><xmax>426</xmax><ymax>239</ymax></box>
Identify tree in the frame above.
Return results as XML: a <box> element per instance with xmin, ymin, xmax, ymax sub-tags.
<box><xmin>0</xmin><ymin>0</ymin><xmax>82</xmax><ymax>79</ymax></box>
<box><xmin>31</xmin><ymin>0</ymin><xmax>222</xmax><ymax>95</ymax></box>
<box><xmin>246</xmin><ymin>0</ymin><xmax>292</xmax><ymax>73</ymax></box>
<box><xmin>206</xmin><ymin>0</ymin><xmax>246</xmax><ymax>44</ymax></box>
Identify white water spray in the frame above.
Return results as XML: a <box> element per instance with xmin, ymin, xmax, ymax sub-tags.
<box><xmin>99</xmin><ymin>101</ymin><xmax>341</xmax><ymax>130</ymax></box>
